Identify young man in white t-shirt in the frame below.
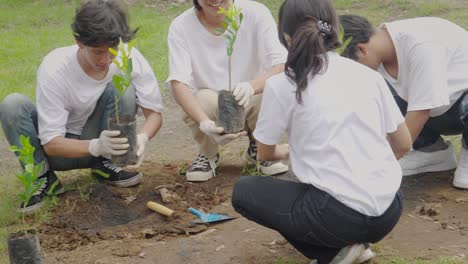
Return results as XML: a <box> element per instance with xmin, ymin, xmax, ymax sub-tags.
<box><xmin>165</xmin><ymin>0</ymin><xmax>289</xmax><ymax>182</ymax></box>
<box><xmin>340</xmin><ymin>15</ymin><xmax>468</xmax><ymax>189</ymax></box>
<box><xmin>0</xmin><ymin>0</ymin><xmax>163</xmax><ymax>214</ymax></box>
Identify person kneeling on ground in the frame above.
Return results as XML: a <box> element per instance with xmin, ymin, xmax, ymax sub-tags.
<box><xmin>0</xmin><ymin>0</ymin><xmax>163</xmax><ymax>214</ymax></box>
<box><xmin>340</xmin><ymin>14</ymin><xmax>468</xmax><ymax>188</ymax></box>
<box><xmin>232</xmin><ymin>0</ymin><xmax>412</xmax><ymax>263</ymax></box>
<box><xmin>165</xmin><ymin>0</ymin><xmax>289</xmax><ymax>182</ymax></box>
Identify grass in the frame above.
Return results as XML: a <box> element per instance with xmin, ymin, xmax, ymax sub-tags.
<box><xmin>0</xmin><ymin>0</ymin><xmax>468</xmax><ymax>263</ymax></box>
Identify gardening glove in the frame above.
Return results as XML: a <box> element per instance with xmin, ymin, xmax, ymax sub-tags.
<box><xmin>88</xmin><ymin>130</ymin><xmax>129</xmax><ymax>157</ymax></box>
<box><xmin>199</xmin><ymin>120</ymin><xmax>246</xmax><ymax>146</ymax></box>
<box><xmin>125</xmin><ymin>133</ymin><xmax>149</xmax><ymax>170</ymax></box>
<box><xmin>233</xmin><ymin>82</ymin><xmax>254</xmax><ymax>108</ymax></box>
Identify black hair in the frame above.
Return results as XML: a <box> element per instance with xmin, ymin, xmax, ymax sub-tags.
<box><xmin>193</xmin><ymin>0</ymin><xmax>201</xmax><ymax>10</ymax></box>
<box><xmin>339</xmin><ymin>14</ymin><xmax>374</xmax><ymax>60</ymax></box>
<box><xmin>278</xmin><ymin>0</ymin><xmax>340</xmax><ymax>104</ymax></box>
<box><xmin>71</xmin><ymin>0</ymin><xmax>139</xmax><ymax>47</ymax></box>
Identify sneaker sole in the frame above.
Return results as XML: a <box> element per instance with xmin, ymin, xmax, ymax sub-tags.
<box><xmin>356</xmin><ymin>248</ymin><xmax>376</xmax><ymax>263</ymax></box>
<box><xmin>107</xmin><ymin>172</ymin><xmax>143</xmax><ymax>188</ymax></box>
<box><xmin>452</xmin><ymin>175</ymin><xmax>468</xmax><ymax>189</ymax></box>
<box><xmin>403</xmin><ymin>160</ymin><xmax>457</xmax><ymax>176</ymax></box>
<box><xmin>18</xmin><ymin>201</ymin><xmax>45</xmax><ymax>215</ymax></box>
<box><xmin>186</xmin><ymin>171</ymin><xmax>214</xmax><ymax>182</ymax></box>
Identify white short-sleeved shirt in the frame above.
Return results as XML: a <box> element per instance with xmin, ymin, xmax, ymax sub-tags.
<box><xmin>254</xmin><ymin>52</ymin><xmax>405</xmax><ymax>216</ymax></box>
<box><xmin>164</xmin><ymin>0</ymin><xmax>287</xmax><ymax>92</ymax></box>
<box><xmin>36</xmin><ymin>45</ymin><xmax>163</xmax><ymax>145</ymax></box>
<box><xmin>378</xmin><ymin>17</ymin><xmax>468</xmax><ymax>117</ymax></box>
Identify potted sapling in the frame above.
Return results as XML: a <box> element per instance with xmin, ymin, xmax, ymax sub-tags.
<box><xmin>216</xmin><ymin>1</ymin><xmax>245</xmax><ymax>134</ymax></box>
<box><xmin>7</xmin><ymin>135</ymin><xmax>48</xmax><ymax>264</ymax></box>
<box><xmin>108</xmin><ymin>40</ymin><xmax>138</xmax><ymax>166</ymax></box>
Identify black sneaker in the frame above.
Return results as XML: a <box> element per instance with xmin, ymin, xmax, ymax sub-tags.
<box><xmin>18</xmin><ymin>171</ymin><xmax>65</xmax><ymax>215</ymax></box>
<box><xmin>246</xmin><ymin>140</ymin><xmax>288</xmax><ymax>176</ymax></box>
<box><xmin>186</xmin><ymin>153</ymin><xmax>220</xmax><ymax>182</ymax></box>
<box><xmin>91</xmin><ymin>159</ymin><xmax>143</xmax><ymax>187</ymax></box>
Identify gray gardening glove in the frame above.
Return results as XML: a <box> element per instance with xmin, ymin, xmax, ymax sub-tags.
<box><xmin>88</xmin><ymin>130</ymin><xmax>129</xmax><ymax>157</ymax></box>
<box><xmin>199</xmin><ymin>120</ymin><xmax>246</xmax><ymax>145</ymax></box>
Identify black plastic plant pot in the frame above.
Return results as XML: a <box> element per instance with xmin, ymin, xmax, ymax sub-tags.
<box><xmin>108</xmin><ymin>114</ymin><xmax>138</xmax><ymax>167</ymax></box>
<box><xmin>217</xmin><ymin>90</ymin><xmax>245</xmax><ymax>134</ymax></box>
<box><xmin>7</xmin><ymin>229</ymin><xmax>43</xmax><ymax>264</ymax></box>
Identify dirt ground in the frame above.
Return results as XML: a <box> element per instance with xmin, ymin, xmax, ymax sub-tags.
<box><xmin>1</xmin><ymin>94</ymin><xmax>468</xmax><ymax>263</ymax></box>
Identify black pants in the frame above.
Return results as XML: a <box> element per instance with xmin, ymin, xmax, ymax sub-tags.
<box><xmin>390</xmin><ymin>84</ymin><xmax>468</xmax><ymax>150</ymax></box>
<box><xmin>232</xmin><ymin>176</ymin><xmax>403</xmax><ymax>263</ymax></box>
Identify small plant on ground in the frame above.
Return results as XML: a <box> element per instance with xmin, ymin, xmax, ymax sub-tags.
<box><xmin>216</xmin><ymin>0</ymin><xmax>243</xmax><ymax>92</ymax></box>
<box><xmin>9</xmin><ymin>135</ymin><xmax>46</xmax><ymax>226</ymax></box>
<box><xmin>108</xmin><ymin>39</ymin><xmax>134</xmax><ymax>124</ymax></box>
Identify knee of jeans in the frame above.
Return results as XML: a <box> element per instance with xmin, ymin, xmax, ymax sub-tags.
<box><xmin>232</xmin><ymin>176</ymin><xmax>257</xmax><ymax>205</ymax></box>
<box><xmin>0</xmin><ymin>93</ymin><xmax>34</xmax><ymax>120</ymax></box>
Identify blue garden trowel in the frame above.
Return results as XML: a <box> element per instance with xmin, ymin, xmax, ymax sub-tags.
<box><xmin>188</xmin><ymin>207</ymin><xmax>236</xmax><ymax>224</ymax></box>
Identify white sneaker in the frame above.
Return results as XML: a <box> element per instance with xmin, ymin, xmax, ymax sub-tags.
<box><xmin>399</xmin><ymin>142</ymin><xmax>457</xmax><ymax>176</ymax></box>
<box><xmin>246</xmin><ymin>140</ymin><xmax>288</xmax><ymax>176</ymax></box>
<box><xmin>330</xmin><ymin>244</ymin><xmax>366</xmax><ymax>264</ymax></box>
<box><xmin>356</xmin><ymin>247</ymin><xmax>375</xmax><ymax>263</ymax></box>
<box><xmin>454</xmin><ymin>146</ymin><xmax>468</xmax><ymax>189</ymax></box>
<box><xmin>186</xmin><ymin>154</ymin><xmax>219</xmax><ymax>182</ymax></box>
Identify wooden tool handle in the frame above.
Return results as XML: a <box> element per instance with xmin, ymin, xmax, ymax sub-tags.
<box><xmin>147</xmin><ymin>201</ymin><xmax>174</xmax><ymax>217</ymax></box>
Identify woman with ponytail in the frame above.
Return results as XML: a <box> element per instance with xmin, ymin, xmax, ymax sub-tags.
<box><xmin>231</xmin><ymin>0</ymin><xmax>412</xmax><ymax>263</ymax></box>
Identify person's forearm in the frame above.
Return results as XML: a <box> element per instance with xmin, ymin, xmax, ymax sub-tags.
<box><xmin>405</xmin><ymin>110</ymin><xmax>431</xmax><ymax>144</ymax></box>
<box><xmin>172</xmin><ymin>81</ymin><xmax>210</xmax><ymax>123</ymax></box>
<box><xmin>250</xmin><ymin>64</ymin><xmax>284</xmax><ymax>94</ymax></box>
<box><xmin>140</xmin><ymin>108</ymin><xmax>162</xmax><ymax>139</ymax></box>
<box><xmin>43</xmin><ymin>136</ymin><xmax>91</xmax><ymax>158</ymax></box>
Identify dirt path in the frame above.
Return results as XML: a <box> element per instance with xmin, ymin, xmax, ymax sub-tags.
<box><xmin>1</xmin><ymin>94</ymin><xmax>468</xmax><ymax>263</ymax></box>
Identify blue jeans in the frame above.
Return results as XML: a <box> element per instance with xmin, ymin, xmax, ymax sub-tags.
<box><xmin>0</xmin><ymin>83</ymin><xmax>137</xmax><ymax>175</ymax></box>
<box><xmin>232</xmin><ymin>176</ymin><xmax>403</xmax><ymax>263</ymax></box>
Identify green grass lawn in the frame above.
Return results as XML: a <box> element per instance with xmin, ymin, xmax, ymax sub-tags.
<box><xmin>0</xmin><ymin>0</ymin><xmax>467</xmax><ymax>263</ymax></box>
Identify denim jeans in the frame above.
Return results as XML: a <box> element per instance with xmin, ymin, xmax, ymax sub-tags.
<box><xmin>232</xmin><ymin>176</ymin><xmax>403</xmax><ymax>264</ymax></box>
<box><xmin>0</xmin><ymin>83</ymin><xmax>137</xmax><ymax>175</ymax></box>
<box><xmin>389</xmin><ymin>83</ymin><xmax>468</xmax><ymax>149</ymax></box>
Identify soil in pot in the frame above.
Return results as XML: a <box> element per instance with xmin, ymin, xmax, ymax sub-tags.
<box><xmin>8</xmin><ymin>229</ymin><xmax>43</xmax><ymax>264</ymax></box>
<box><xmin>217</xmin><ymin>90</ymin><xmax>245</xmax><ymax>134</ymax></box>
<box><xmin>108</xmin><ymin>114</ymin><xmax>138</xmax><ymax>166</ymax></box>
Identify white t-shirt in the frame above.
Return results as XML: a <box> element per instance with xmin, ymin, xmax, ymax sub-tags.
<box><xmin>379</xmin><ymin>17</ymin><xmax>468</xmax><ymax>117</ymax></box>
<box><xmin>164</xmin><ymin>0</ymin><xmax>287</xmax><ymax>92</ymax></box>
<box><xmin>36</xmin><ymin>45</ymin><xmax>163</xmax><ymax>145</ymax></box>
<box><xmin>254</xmin><ymin>52</ymin><xmax>405</xmax><ymax>216</ymax></box>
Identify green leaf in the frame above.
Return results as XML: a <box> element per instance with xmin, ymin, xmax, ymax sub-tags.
<box><xmin>108</xmin><ymin>47</ymin><xmax>118</xmax><ymax>57</ymax></box>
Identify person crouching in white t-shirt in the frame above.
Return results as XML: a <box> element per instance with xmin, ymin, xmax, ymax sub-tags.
<box><xmin>340</xmin><ymin>15</ymin><xmax>468</xmax><ymax>189</ymax></box>
<box><xmin>0</xmin><ymin>0</ymin><xmax>163</xmax><ymax>214</ymax></box>
<box><xmin>231</xmin><ymin>0</ymin><xmax>412</xmax><ymax>263</ymax></box>
<box><xmin>165</xmin><ymin>0</ymin><xmax>289</xmax><ymax>182</ymax></box>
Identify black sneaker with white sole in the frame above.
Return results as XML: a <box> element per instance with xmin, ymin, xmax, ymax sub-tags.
<box><xmin>91</xmin><ymin>159</ymin><xmax>143</xmax><ymax>187</ymax></box>
<box><xmin>18</xmin><ymin>170</ymin><xmax>65</xmax><ymax>215</ymax></box>
<box><xmin>186</xmin><ymin>153</ymin><xmax>220</xmax><ymax>182</ymax></box>
<box><xmin>246</xmin><ymin>140</ymin><xmax>288</xmax><ymax>176</ymax></box>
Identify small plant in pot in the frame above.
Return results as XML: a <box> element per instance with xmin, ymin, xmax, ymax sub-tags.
<box><xmin>216</xmin><ymin>1</ymin><xmax>245</xmax><ymax>134</ymax></box>
<box><xmin>7</xmin><ymin>135</ymin><xmax>48</xmax><ymax>264</ymax></box>
<box><xmin>108</xmin><ymin>39</ymin><xmax>138</xmax><ymax>166</ymax></box>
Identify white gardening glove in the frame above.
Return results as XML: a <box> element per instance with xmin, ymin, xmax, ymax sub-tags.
<box><xmin>88</xmin><ymin>130</ymin><xmax>129</xmax><ymax>157</ymax></box>
<box><xmin>199</xmin><ymin>120</ymin><xmax>246</xmax><ymax>145</ymax></box>
<box><xmin>233</xmin><ymin>82</ymin><xmax>254</xmax><ymax>108</ymax></box>
<box><xmin>125</xmin><ymin>133</ymin><xmax>149</xmax><ymax>170</ymax></box>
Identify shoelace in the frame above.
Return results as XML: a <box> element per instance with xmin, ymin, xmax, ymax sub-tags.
<box><xmin>191</xmin><ymin>154</ymin><xmax>218</xmax><ymax>177</ymax></box>
<box><xmin>33</xmin><ymin>176</ymin><xmax>48</xmax><ymax>196</ymax></box>
<box><xmin>102</xmin><ymin>160</ymin><xmax>122</xmax><ymax>173</ymax></box>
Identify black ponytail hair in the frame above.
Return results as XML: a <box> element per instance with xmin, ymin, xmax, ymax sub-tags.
<box><xmin>278</xmin><ymin>0</ymin><xmax>340</xmax><ymax>104</ymax></box>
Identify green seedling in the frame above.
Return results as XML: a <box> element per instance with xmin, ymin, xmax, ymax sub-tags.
<box><xmin>216</xmin><ymin>0</ymin><xmax>243</xmax><ymax>92</ymax></box>
<box><xmin>108</xmin><ymin>39</ymin><xmax>134</xmax><ymax>124</ymax></box>
<box><xmin>9</xmin><ymin>135</ymin><xmax>46</xmax><ymax>225</ymax></box>
<box><xmin>336</xmin><ymin>25</ymin><xmax>352</xmax><ymax>55</ymax></box>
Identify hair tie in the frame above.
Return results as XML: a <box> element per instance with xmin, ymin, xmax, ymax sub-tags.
<box><xmin>317</xmin><ymin>20</ymin><xmax>332</xmax><ymax>35</ymax></box>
